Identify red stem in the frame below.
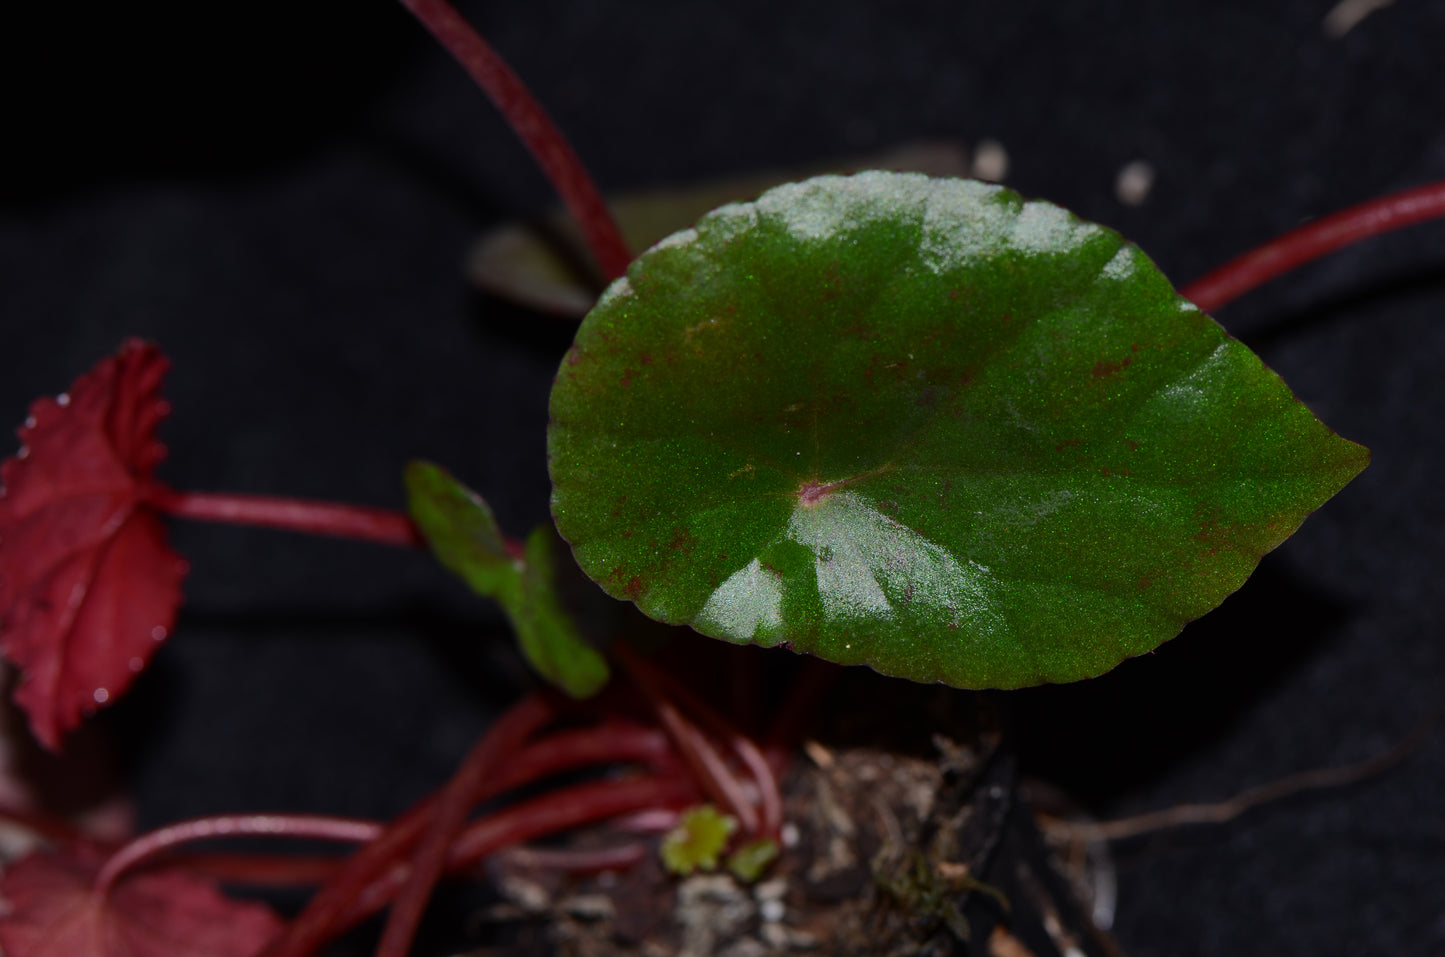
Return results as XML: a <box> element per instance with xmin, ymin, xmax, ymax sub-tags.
<box><xmin>398</xmin><ymin>0</ymin><xmax>633</xmax><ymax>281</ymax></box>
<box><xmin>1181</xmin><ymin>178</ymin><xmax>1445</xmax><ymax>313</ymax></box>
<box><xmin>616</xmin><ymin>645</ymin><xmax>760</xmax><ymax>834</ymax></box>
<box><xmin>729</xmin><ymin>732</ymin><xmax>782</xmax><ymax>836</ymax></box>
<box><xmin>93</xmin><ymin>813</ymin><xmax>383</xmax><ymax>896</ymax></box>
<box><xmin>260</xmin><ymin>802</ymin><xmax>433</xmax><ymax>957</ymax></box>
<box><xmin>502</xmin><ymin>720</ymin><xmax>676</xmax><ymax>783</ymax></box>
<box><xmin>171</xmin><ymin>852</ymin><xmax>346</xmax><ymax>888</ymax></box>
<box><xmin>451</xmin><ymin>775</ymin><xmax>695</xmax><ymax>869</ymax></box>
<box><xmin>639</xmin><ymin>655</ymin><xmax>785</xmax><ymax>836</ymax></box>
<box><xmin>659</xmin><ymin>696</ymin><xmax>759</xmax><ymax>834</ymax></box>
<box><xmin>145</xmin><ymin>485</ymin><xmax>424</xmax><ymax>548</ymax></box>
<box><xmin>262</xmin><ymin>694</ymin><xmax>555</xmax><ymax>957</ymax></box>
<box><xmin>341</xmin><ymin>774</ymin><xmax>697</xmax><ymax>930</ymax></box>
<box><xmin>374</xmin><ymin>694</ymin><xmax>556</xmax><ymax>957</ymax></box>
<box><xmin>263</xmin><ymin>712</ymin><xmax>670</xmax><ymax>957</ymax></box>
<box><xmin>172</xmin><ymin>721</ymin><xmax>671</xmax><ymax>892</ymax></box>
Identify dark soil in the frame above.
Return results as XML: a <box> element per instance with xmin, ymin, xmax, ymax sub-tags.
<box><xmin>470</xmin><ymin>681</ymin><xmax>1119</xmax><ymax>957</ymax></box>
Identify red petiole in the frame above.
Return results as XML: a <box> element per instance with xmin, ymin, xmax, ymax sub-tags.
<box><xmin>259</xmin><ymin>696</ymin><xmax>689</xmax><ymax>957</ymax></box>
<box><xmin>144</xmin><ymin>484</ymin><xmax>425</xmax><ymax>549</ymax></box>
<box><xmin>93</xmin><ymin>814</ymin><xmax>384</xmax><ymax>897</ymax></box>
<box><xmin>374</xmin><ymin>694</ymin><xmax>556</xmax><ymax>957</ymax></box>
<box><xmin>635</xmin><ymin>653</ymin><xmax>786</xmax><ymax>837</ymax></box>
<box><xmin>615</xmin><ymin>644</ymin><xmax>786</xmax><ymax>838</ymax></box>
<box><xmin>338</xmin><ymin>774</ymin><xmax>697</xmax><ymax>934</ymax></box>
<box><xmin>397</xmin><ymin>0</ymin><xmax>633</xmax><ymax>281</ymax></box>
<box><xmin>261</xmin><ymin>694</ymin><xmax>552</xmax><ymax>957</ymax></box>
<box><xmin>1182</xmin><ymin>178</ymin><xmax>1445</xmax><ymax>313</ymax></box>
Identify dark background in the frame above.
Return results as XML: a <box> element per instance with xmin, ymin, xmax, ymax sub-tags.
<box><xmin>3</xmin><ymin>1</ymin><xmax>1443</xmax><ymax>954</ymax></box>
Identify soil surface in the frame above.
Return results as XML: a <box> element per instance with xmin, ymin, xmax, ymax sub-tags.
<box><xmin>469</xmin><ymin>682</ymin><xmax>1116</xmax><ymax>957</ymax></box>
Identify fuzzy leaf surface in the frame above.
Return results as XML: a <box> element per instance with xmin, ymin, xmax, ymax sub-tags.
<box><xmin>0</xmin><ymin>340</ymin><xmax>187</xmax><ymax>749</ymax></box>
<box><xmin>405</xmin><ymin>461</ymin><xmax>608</xmax><ymax>697</ymax></box>
<box><xmin>549</xmin><ymin>173</ymin><xmax>1369</xmax><ymax>688</ymax></box>
<box><xmin>0</xmin><ymin>843</ymin><xmax>283</xmax><ymax>957</ymax></box>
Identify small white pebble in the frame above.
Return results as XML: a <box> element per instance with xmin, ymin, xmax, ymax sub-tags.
<box><xmin>780</xmin><ymin>822</ymin><xmax>800</xmax><ymax>848</ymax></box>
<box><xmin>971</xmin><ymin>138</ymin><xmax>1005</xmax><ymax>183</ymax></box>
<box><xmin>753</xmin><ymin>877</ymin><xmax>788</xmax><ymax>902</ymax></box>
<box><xmin>971</xmin><ymin>138</ymin><xmax>1009</xmax><ymax>182</ymax></box>
<box><xmin>759</xmin><ymin>898</ymin><xmax>785</xmax><ymax>923</ymax></box>
<box><xmin>803</xmin><ymin>740</ymin><xmax>835</xmax><ymax>769</ymax></box>
<box><xmin>499</xmin><ymin>876</ymin><xmax>550</xmax><ymax>914</ymax></box>
<box><xmin>719</xmin><ymin>938</ymin><xmax>769</xmax><ymax>957</ymax></box>
<box><xmin>760</xmin><ymin>923</ymin><xmax>819</xmax><ymax>949</ymax></box>
<box><xmin>1115</xmin><ymin>160</ymin><xmax>1156</xmax><ymax>207</ymax></box>
<box><xmin>1323</xmin><ymin>0</ymin><xmax>1394</xmax><ymax>38</ymax></box>
<box><xmin>760</xmin><ymin>923</ymin><xmax>790</xmax><ymax>949</ymax></box>
<box><xmin>560</xmin><ymin>894</ymin><xmax>615</xmax><ymax>921</ymax></box>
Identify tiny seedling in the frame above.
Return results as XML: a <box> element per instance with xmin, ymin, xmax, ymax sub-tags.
<box><xmin>0</xmin><ymin>3</ymin><xmax>1439</xmax><ymax>956</ymax></box>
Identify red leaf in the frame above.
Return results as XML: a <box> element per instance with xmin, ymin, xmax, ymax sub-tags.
<box><xmin>0</xmin><ymin>844</ymin><xmax>283</xmax><ymax>957</ymax></box>
<box><xmin>0</xmin><ymin>341</ymin><xmax>187</xmax><ymax>750</ymax></box>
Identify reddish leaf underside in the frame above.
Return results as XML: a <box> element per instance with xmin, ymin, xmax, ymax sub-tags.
<box><xmin>0</xmin><ymin>844</ymin><xmax>283</xmax><ymax>957</ymax></box>
<box><xmin>0</xmin><ymin>341</ymin><xmax>186</xmax><ymax>750</ymax></box>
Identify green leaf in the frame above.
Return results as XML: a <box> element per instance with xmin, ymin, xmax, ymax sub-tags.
<box><xmin>548</xmin><ymin>173</ymin><xmax>1369</xmax><ymax>689</ymax></box>
<box><xmin>404</xmin><ymin>461</ymin><xmax>514</xmax><ymax>593</ymax></box>
<box><xmin>726</xmin><ymin>838</ymin><xmax>780</xmax><ymax>883</ymax></box>
<box><xmin>405</xmin><ymin>461</ymin><xmax>609</xmax><ymax>698</ymax></box>
<box><xmin>661</xmin><ymin>805</ymin><xmax>738</xmax><ymax>874</ymax></box>
<box><xmin>513</xmin><ymin>524</ymin><xmax>611</xmax><ymax>697</ymax></box>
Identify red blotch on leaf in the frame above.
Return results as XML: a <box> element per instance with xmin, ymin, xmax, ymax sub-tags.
<box><xmin>1091</xmin><ymin>356</ymin><xmax>1132</xmax><ymax>379</ymax></box>
<box><xmin>0</xmin><ymin>843</ymin><xmax>282</xmax><ymax>957</ymax></box>
<box><xmin>0</xmin><ymin>340</ymin><xmax>187</xmax><ymax>750</ymax></box>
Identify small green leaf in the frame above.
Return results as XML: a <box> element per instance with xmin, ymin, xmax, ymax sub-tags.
<box><xmin>404</xmin><ymin>460</ymin><xmax>514</xmax><ymax>594</ymax></box>
<box><xmin>405</xmin><ymin>461</ymin><xmax>609</xmax><ymax>698</ymax></box>
<box><xmin>726</xmin><ymin>838</ymin><xmax>780</xmax><ymax>883</ymax></box>
<box><xmin>513</xmin><ymin>524</ymin><xmax>611</xmax><ymax>698</ymax></box>
<box><xmin>548</xmin><ymin>173</ymin><xmax>1368</xmax><ymax>689</ymax></box>
<box><xmin>661</xmin><ymin>805</ymin><xmax>738</xmax><ymax>875</ymax></box>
